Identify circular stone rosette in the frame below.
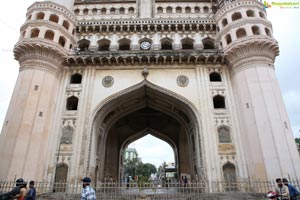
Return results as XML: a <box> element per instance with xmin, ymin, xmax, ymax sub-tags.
<box><xmin>102</xmin><ymin>76</ymin><xmax>114</xmax><ymax>88</ymax></box>
<box><xmin>177</xmin><ymin>75</ymin><xmax>189</xmax><ymax>87</ymax></box>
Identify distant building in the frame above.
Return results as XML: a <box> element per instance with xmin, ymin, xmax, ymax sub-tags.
<box><xmin>124</xmin><ymin>148</ymin><xmax>138</xmax><ymax>161</ymax></box>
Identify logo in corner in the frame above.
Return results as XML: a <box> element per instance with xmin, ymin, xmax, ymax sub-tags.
<box><xmin>263</xmin><ymin>1</ymin><xmax>272</xmax><ymax>9</ymax></box>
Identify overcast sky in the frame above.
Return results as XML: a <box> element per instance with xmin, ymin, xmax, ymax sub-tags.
<box><xmin>0</xmin><ymin>1</ymin><xmax>299</xmax><ymax>167</ymax></box>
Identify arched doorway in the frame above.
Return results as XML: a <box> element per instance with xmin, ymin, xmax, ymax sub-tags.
<box><xmin>54</xmin><ymin>164</ymin><xmax>68</xmax><ymax>192</ymax></box>
<box><xmin>90</xmin><ymin>81</ymin><xmax>204</xmax><ymax>183</ymax></box>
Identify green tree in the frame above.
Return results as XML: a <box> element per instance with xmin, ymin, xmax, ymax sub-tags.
<box><xmin>136</xmin><ymin>163</ymin><xmax>157</xmax><ymax>180</ymax></box>
<box><xmin>124</xmin><ymin>157</ymin><xmax>140</xmax><ymax>178</ymax></box>
<box><xmin>295</xmin><ymin>137</ymin><xmax>300</xmax><ymax>145</ymax></box>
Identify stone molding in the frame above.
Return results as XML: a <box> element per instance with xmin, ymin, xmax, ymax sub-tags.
<box><xmin>67</xmin><ymin>49</ymin><xmax>224</xmax><ymax>66</ymax></box>
<box><xmin>27</xmin><ymin>1</ymin><xmax>77</xmax><ymax>22</ymax></box>
<box><xmin>215</xmin><ymin>0</ymin><xmax>264</xmax><ymax>19</ymax></box>
<box><xmin>223</xmin><ymin>36</ymin><xmax>278</xmax><ymax>67</ymax></box>
<box><xmin>14</xmin><ymin>38</ymin><xmax>68</xmax><ymax>64</ymax></box>
<box><xmin>77</xmin><ymin>18</ymin><xmax>216</xmax><ymax>34</ymax></box>
<box><xmin>19</xmin><ymin>60</ymin><xmax>62</xmax><ymax>77</ymax></box>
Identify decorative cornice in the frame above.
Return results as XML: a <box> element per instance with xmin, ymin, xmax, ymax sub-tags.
<box><xmin>19</xmin><ymin>60</ymin><xmax>62</xmax><ymax>77</ymax></box>
<box><xmin>66</xmin><ymin>49</ymin><xmax>224</xmax><ymax>66</ymax></box>
<box><xmin>215</xmin><ymin>0</ymin><xmax>264</xmax><ymax>18</ymax></box>
<box><xmin>14</xmin><ymin>38</ymin><xmax>68</xmax><ymax>63</ymax></box>
<box><xmin>77</xmin><ymin>18</ymin><xmax>217</xmax><ymax>34</ymax></box>
<box><xmin>27</xmin><ymin>1</ymin><xmax>77</xmax><ymax>22</ymax></box>
<box><xmin>224</xmin><ymin>36</ymin><xmax>279</xmax><ymax>67</ymax></box>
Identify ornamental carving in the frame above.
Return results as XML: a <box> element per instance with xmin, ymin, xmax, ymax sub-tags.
<box><xmin>177</xmin><ymin>75</ymin><xmax>189</xmax><ymax>87</ymax></box>
<box><xmin>102</xmin><ymin>76</ymin><xmax>114</xmax><ymax>87</ymax></box>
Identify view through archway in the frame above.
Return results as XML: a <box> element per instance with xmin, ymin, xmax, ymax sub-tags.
<box><xmin>122</xmin><ymin>134</ymin><xmax>176</xmax><ymax>185</ymax></box>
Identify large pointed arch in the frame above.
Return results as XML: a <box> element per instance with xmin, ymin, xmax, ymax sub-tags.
<box><xmin>87</xmin><ymin>80</ymin><xmax>205</xmax><ymax>182</ymax></box>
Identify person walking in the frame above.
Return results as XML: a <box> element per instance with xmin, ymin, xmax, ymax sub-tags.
<box><xmin>25</xmin><ymin>181</ymin><xmax>36</xmax><ymax>200</ymax></box>
<box><xmin>81</xmin><ymin>177</ymin><xmax>96</xmax><ymax>200</ymax></box>
<box><xmin>283</xmin><ymin>178</ymin><xmax>300</xmax><ymax>200</ymax></box>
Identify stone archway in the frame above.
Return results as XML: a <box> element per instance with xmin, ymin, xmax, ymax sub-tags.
<box><xmin>90</xmin><ymin>81</ymin><xmax>204</xmax><ymax>182</ymax></box>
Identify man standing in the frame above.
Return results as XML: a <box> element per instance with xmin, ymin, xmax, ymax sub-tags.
<box><xmin>81</xmin><ymin>177</ymin><xmax>96</xmax><ymax>200</ymax></box>
<box><xmin>25</xmin><ymin>181</ymin><xmax>36</xmax><ymax>200</ymax></box>
<box><xmin>283</xmin><ymin>178</ymin><xmax>300</xmax><ymax>200</ymax></box>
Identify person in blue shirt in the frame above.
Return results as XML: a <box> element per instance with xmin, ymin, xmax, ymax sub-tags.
<box><xmin>283</xmin><ymin>178</ymin><xmax>300</xmax><ymax>200</ymax></box>
<box><xmin>25</xmin><ymin>181</ymin><xmax>36</xmax><ymax>200</ymax></box>
<box><xmin>81</xmin><ymin>177</ymin><xmax>96</xmax><ymax>200</ymax></box>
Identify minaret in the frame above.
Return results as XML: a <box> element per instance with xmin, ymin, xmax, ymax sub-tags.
<box><xmin>0</xmin><ymin>0</ymin><xmax>76</xmax><ymax>180</ymax></box>
<box><xmin>215</xmin><ymin>0</ymin><xmax>300</xmax><ymax>180</ymax></box>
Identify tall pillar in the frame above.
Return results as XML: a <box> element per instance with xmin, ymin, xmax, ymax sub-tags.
<box><xmin>215</xmin><ymin>0</ymin><xmax>300</xmax><ymax>180</ymax></box>
<box><xmin>0</xmin><ymin>1</ymin><xmax>76</xmax><ymax>180</ymax></box>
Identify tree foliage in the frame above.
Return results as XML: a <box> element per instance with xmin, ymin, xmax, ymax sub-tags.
<box><xmin>124</xmin><ymin>158</ymin><xmax>157</xmax><ymax>182</ymax></box>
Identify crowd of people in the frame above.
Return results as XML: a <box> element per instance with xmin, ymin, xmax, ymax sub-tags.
<box><xmin>273</xmin><ymin>178</ymin><xmax>300</xmax><ymax>200</ymax></box>
<box><xmin>0</xmin><ymin>179</ymin><xmax>36</xmax><ymax>200</ymax></box>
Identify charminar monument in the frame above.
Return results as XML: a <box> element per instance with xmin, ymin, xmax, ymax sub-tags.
<box><xmin>0</xmin><ymin>0</ymin><xmax>299</xmax><ymax>185</ymax></box>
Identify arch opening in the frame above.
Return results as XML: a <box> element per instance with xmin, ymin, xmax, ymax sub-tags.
<box><xmin>122</xmin><ymin>134</ymin><xmax>176</xmax><ymax>183</ymax></box>
<box><xmin>91</xmin><ymin>81</ymin><xmax>203</xmax><ymax>183</ymax></box>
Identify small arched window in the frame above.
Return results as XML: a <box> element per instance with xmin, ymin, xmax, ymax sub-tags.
<box><xmin>194</xmin><ymin>6</ymin><xmax>200</xmax><ymax>13</ymax></box>
<box><xmin>58</xmin><ymin>36</ymin><xmax>66</xmax><ymax>47</ymax></box>
<box><xmin>78</xmin><ymin>38</ymin><xmax>90</xmax><ymax>51</ymax></box>
<box><xmin>203</xmin><ymin>6</ymin><xmax>209</xmax><ymax>13</ymax></box>
<box><xmin>202</xmin><ymin>37</ymin><xmax>215</xmax><ymax>49</ymax></box>
<box><xmin>110</xmin><ymin>8</ymin><xmax>116</xmax><ymax>14</ymax></box>
<box><xmin>45</xmin><ymin>30</ymin><xmax>55</xmax><ymax>40</ymax></box>
<box><xmin>252</xmin><ymin>26</ymin><xmax>260</xmax><ymax>35</ymax></box>
<box><xmin>92</xmin><ymin>8</ymin><xmax>97</xmax><ymax>14</ymax></box>
<box><xmin>225</xmin><ymin>34</ymin><xmax>232</xmax><ymax>45</ymax></box>
<box><xmin>236</xmin><ymin>28</ymin><xmax>247</xmax><ymax>39</ymax></box>
<box><xmin>166</xmin><ymin>6</ymin><xmax>172</xmax><ymax>13</ymax></box>
<box><xmin>83</xmin><ymin>8</ymin><xmax>89</xmax><ymax>15</ymax></box>
<box><xmin>161</xmin><ymin>38</ymin><xmax>173</xmax><ymax>50</ymax></box>
<box><xmin>63</xmin><ymin>20</ymin><xmax>70</xmax><ymax>30</ymax></box>
<box><xmin>36</xmin><ymin>12</ymin><xmax>45</xmax><ymax>20</ymax></box>
<box><xmin>222</xmin><ymin>18</ymin><xmax>228</xmax><ymax>27</ymax></box>
<box><xmin>265</xmin><ymin>28</ymin><xmax>272</xmax><ymax>36</ymax></box>
<box><xmin>185</xmin><ymin>7</ymin><xmax>191</xmax><ymax>13</ymax></box>
<box><xmin>74</xmin><ymin>9</ymin><xmax>80</xmax><ymax>15</ymax></box>
<box><xmin>210</xmin><ymin>72</ymin><xmax>222</xmax><ymax>82</ymax></box>
<box><xmin>98</xmin><ymin>39</ymin><xmax>111</xmax><ymax>51</ymax></box>
<box><xmin>157</xmin><ymin>7</ymin><xmax>163</xmax><ymax>14</ymax></box>
<box><xmin>27</xmin><ymin>15</ymin><xmax>32</xmax><ymax>20</ymax></box>
<box><xmin>118</xmin><ymin>38</ymin><xmax>131</xmax><ymax>50</ymax></box>
<box><xmin>49</xmin><ymin>14</ymin><xmax>59</xmax><ymax>23</ymax></box>
<box><xmin>218</xmin><ymin>127</ymin><xmax>231</xmax><ymax>143</ymax></box>
<box><xmin>31</xmin><ymin>28</ymin><xmax>40</xmax><ymax>38</ymax></box>
<box><xmin>60</xmin><ymin>126</ymin><xmax>73</xmax><ymax>144</ymax></box>
<box><xmin>119</xmin><ymin>7</ymin><xmax>125</xmax><ymax>14</ymax></box>
<box><xmin>246</xmin><ymin>10</ymin><xmax>255</xmax><ymax>17</ymax></box>
<box><xmin>213</xmin><ymin>95</ymin><xmax>226</xmax><ymax>109</ymax></box>
<box><xmin>176</xmin><ymin>7</ymin><xmax>182</xmax><ymax>13</ymax></box>
<box><xmin>128</xmin><ymin>7</ymin><xmax>135</xmax><ymax>14</ymax></box>
<box><xmin>181</xmin><ymin>38</ymin><xmax>194</xmax><ymax>50</ymax></box>
<box><xmin>70</xmin><ymin>73</ymin><xmax>82</xmax><ymax>84</ymax></box>
<box><xmin>66</xmin><ymin>96</ymin><xmax>79</xmax><ymax>111</ymax></box>
<box><xmin>259</xmin><ymin>11</ymin><xmax>265</xmax><ymax>18</ymax></box>
<box><xmin>231</xmin><ymin>12</ymin><xmax>242</xmax><ymax>21</ymax></box>
<box><xmin>101</xmin><ymin>8</ymin><xmax>107</xmax><ymax>15</ymax></box>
